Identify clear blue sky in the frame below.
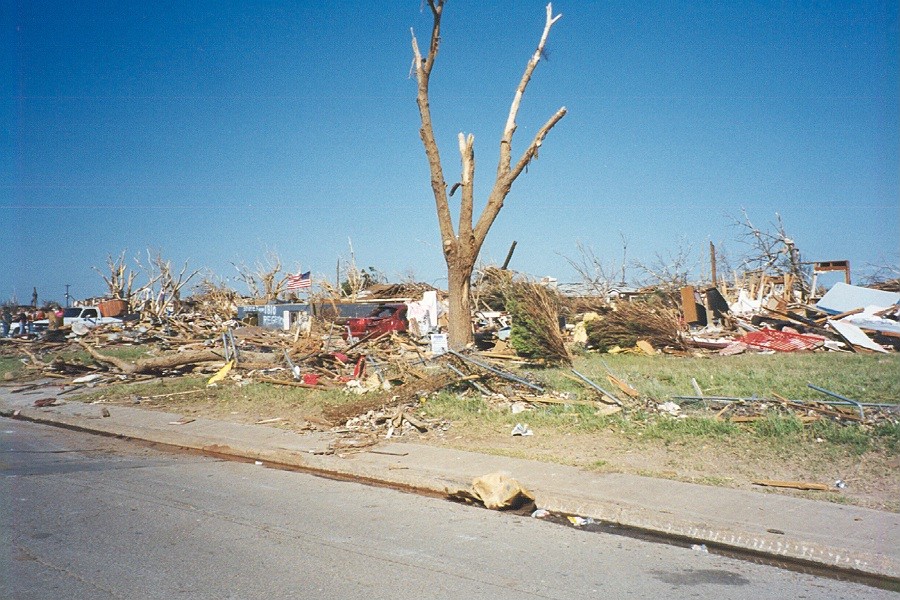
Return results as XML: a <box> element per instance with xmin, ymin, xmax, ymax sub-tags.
<box><xmin>2</xmin><ymin>0</ymin><xmax>897</xmax><ymax>304</ymax></box>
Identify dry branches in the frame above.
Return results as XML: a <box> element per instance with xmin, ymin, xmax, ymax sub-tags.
<box><xmin>585</xmin><ymin>301</ymin><xmax>686</xmax><ymax>352</ymax></box>
<box><xmin>93</xmin><ymin>251</ymin><xmax>137</xmax><ymax>301</ymax></box>
<box><xmin>232</xmin><ymin>250</ymin><xmax>291</xmax><ymax>303</ymax></box>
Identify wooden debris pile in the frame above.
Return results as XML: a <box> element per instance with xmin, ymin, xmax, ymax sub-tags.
<box><xmin>584</xmin><ymin>301</ymin><xmax>686</xmax><ymax>353</ymax></box>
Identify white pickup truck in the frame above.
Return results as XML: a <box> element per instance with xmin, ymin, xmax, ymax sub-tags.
<box><xmin>32</xmin><ymin>306</ymin><xmax>124</xmax><ymax>332</ymax></box>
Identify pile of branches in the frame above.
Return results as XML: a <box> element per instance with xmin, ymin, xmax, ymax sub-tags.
<box><xmin>503</xmin><ymin>283</ymin><xmax>571</xmax><ymax>367</ymax></box>
<box><xmin>586</xmin><ymin>300</ymin><xmax>685</xmax><ymax>352</ymax></box>
<box><xmin>473</xmin><ymin>266</ymin><xmax>514</xmax><ymax>311</ymax></box>
<box><xmin>473</xmin><ymin>267</ymin><xmax>570</xmax><ymax>365</ymax></box>
<box><xmin>867</xmin><ymin>278</ymin><xmax>900</xmax><ymax>293</ymax></box>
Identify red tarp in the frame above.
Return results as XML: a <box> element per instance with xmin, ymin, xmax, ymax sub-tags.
<box><xmin>741</xmin><ymin>329</ymin><xmax>824</xmax><ymax>352</ymax></box>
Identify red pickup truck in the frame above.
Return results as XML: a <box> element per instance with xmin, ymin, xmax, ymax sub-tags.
<box><xmin>343</xmin><ymin>304</ymin><xmax>408</xmax><ymax>340</ymax></box>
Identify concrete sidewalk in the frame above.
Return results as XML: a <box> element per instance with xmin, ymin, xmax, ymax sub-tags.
<box><xmin>2</xmin><ymin>383</ymin><xmax>897</xmax><ymax>582</ymax></box>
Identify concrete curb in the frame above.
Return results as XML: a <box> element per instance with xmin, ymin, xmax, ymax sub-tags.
<box><xmin>3</xmin><ymin>404</ymin><xmax>898</xmax><ymax>584</ymax></box>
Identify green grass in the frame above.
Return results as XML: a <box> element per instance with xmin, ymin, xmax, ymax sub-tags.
<box><xmin>752</xmin><ymin>413</ymin><xmax>805</xmax><ymax>439</ymax></box>
<box><xmin>0</xmin><ymin>356</ymin><xmax>25</xmax><ymax>380</ymax></box>
<box><xmin>51</xmin><ymin>346</ymin><xmax>154</xmax><ymax>363</ymax></box>
<box><xmin>527</xmin><ymin>352</ymin><xmax>900</xmax><ymax>404</ymax></box>
<box><xmin>421</xmin><ymin>388</ymin><xmax>900</xmax><ymax>457</ymax></box>
<box><xmin>9</xmin><ymin>345</ymin><xmax>900</xmax><ymax>457</ymax></box>
<box><xmin>424</xmin><ymin>350</ymin><xmax>900</xmax><ymax>455</ymax></box>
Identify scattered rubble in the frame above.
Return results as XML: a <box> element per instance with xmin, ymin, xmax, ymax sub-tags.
<box><xmin>2</xmin><ymin>271</ymin><xmax>897</xmax><ymax>444</ymax></box>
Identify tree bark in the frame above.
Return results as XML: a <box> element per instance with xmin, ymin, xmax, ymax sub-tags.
<box><xmin>447</xmin><ymin>261</ymin><xmax>474</xmax><ymax>347</ymax></box>
<box><xmin>77</xmin><ymin>340</ymin><xmax>281</xmax><ymax>375</ymax></box>
<box><xmin>412</xmin><ymin>2</ymin><xmax>565</xmax><ymax>349</ymax></box>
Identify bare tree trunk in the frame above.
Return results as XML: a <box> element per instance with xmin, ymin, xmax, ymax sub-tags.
<box><xmin>77</xmin><ymin>340</ymin><xmax>281</xmax><ymax>375</ymax></box>
<box><xmin>447</xmin><ymin>261</ymin><xmax>474</xmax><ymax>345</ymax></box>
<box><xmin>411</xmin><ymin>2</ymin><xmax>566</xmax><ymax>349</ymax></box>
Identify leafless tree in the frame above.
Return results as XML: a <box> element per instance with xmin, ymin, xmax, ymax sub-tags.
<box><xmin>411</xmin><ymin>1</ymin><xmax>566</xmax><ymax>348</ymax></box>
<box><xmin>192</xmin><ymin>273</ymin><xmax>239</xmax><ymax>320</ymax></box>
<box><xmin>859</xmin><ymin>254</ymin><xmax>900</xmax><ymax>287</ymax></box>
<box><xmin>93</xmin><ymin>251</ymin><xmax>137</xmax><ymax>301</ymax></box>
<box><xmin>562</xmin><ymin>235</ymin><xmax>629</xmax><ymax>297</ymax></box>
<box><xmin>336</xmin><ymin>238</ymin><xmax>385</xmax><ymax>300</ymax></box>
<box><xmin>632</xmin><ymin>238</ymin><xmax>698</xmax><ymax>303</ymax></box>
<box><xmin>730</xmin><ymin>209</ymin><xmax>809</xmax><ymax>297</ymax></box>
<box><xmin>232</xmin><ymin>250</ymin><xmax>291</xmax><ymax>303</ymax></box>
<box><xmin>134</xmin><ymin>250</ymin><xmax>199</xmax><ymax>319</ymax></box>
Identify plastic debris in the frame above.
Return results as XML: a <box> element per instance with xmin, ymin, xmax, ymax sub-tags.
<box><xmin>206</xmin><ymin>360</ymin><xmax>234</xmax><ymax>387</ymax></box>
<box><xmin>657</xmin><ymin>401</ymin><xmax>681</xmax><ymax>416</ymax></box>
<box><xmin>470</xmin><ymin>472</ymin><xmax>535</xmax><ymax>510</ymax></box>
<box><xmin>510</xmin><ymin>401</ymin><xmax>528</xmax><ymax>415</ymax></box>
<box><xmin>834</xmin><ymin>479</ymin><xmax>847</xmax><ymax>489</ymax></box>
<box><xmin>566</xmin><ymin>516</ymin><xmax>594</xmax><ymax>527</ymax></box>
<box><xmin>531</xmin><ymin>509</ymin><xmax>551</xmax><ymax>518</ymax></box>
<box><xmin>691</xmin><ymin>544</ymin><xmax>709</xmax><ymax>553</ymax></box>
<box><xmin>511</xmin><ymin>423</ymin><xmax>533</xmax><ymax>436</ymax></box>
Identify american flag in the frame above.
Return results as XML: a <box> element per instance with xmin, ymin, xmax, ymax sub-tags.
<box><xmin>286</xmin><ymin>271</ymin><xmax>312</xmax><ymax>290</ymax></box>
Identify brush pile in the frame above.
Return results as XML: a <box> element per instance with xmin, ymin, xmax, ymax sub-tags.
<box><xmin>585</xmin><ymin>300</ymin><xmax>685</xmax><ymax>352</ymax></box>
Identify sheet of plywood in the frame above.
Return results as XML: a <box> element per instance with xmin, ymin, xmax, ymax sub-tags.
<box><xmin>829</xmin><ymin>319</ymin><xmax>888</xmax><ymax>354</ymax></box>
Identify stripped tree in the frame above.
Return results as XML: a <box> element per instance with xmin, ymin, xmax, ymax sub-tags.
<box><xmin>93</xmin><ymin>251</ymin><xmax>137</xmax><ymax>301</ymax></box>
<box><xmin>232</xmin><ymin>250</ymin><xmax>291</xmax><ymax>303</ymax></box>
<box><xmin>134</xmin><ymin>250</ymin><xmax>200</xmax><ymax>319</ymax></box>
<box><xmin>411</xmin><ymin>1</ymin><xmax>566</xmax><ymax>348</ymax></box>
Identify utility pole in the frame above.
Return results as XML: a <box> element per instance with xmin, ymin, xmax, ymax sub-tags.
<box><xmin>65</xmin><ymin>285</ymin><xmax>71</xmax><ymax>308</ymax></box>
<box><xmin>500</xmin><ymin>241</ymin><xmax>518</xmax><ymax>270</ymax></box>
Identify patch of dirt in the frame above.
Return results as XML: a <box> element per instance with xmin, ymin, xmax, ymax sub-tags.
<box><xmin>413</xmin><ymin>422</ymin><xmax>900</xmax><ymax>512</ymax></box>
<box><xmin>73</xmin><ymin>383</ymin><xmax>899</xmax><ymax>512</ymax></box>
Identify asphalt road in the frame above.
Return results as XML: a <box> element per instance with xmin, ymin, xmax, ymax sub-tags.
<box><xmin>0</xmin><ymin>418</ymin><xmax>892</xmax><ymax>599</ymax></box>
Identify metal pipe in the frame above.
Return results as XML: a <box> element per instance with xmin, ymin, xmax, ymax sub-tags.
<box><xmin>227</xmin><ymin>328</ymin><xmax>239</xmax><ymax>364</ymax></box>
<box><xmin>671</xmin><ymin>395</ymin><xmax>896</xmax><ymax>411</ymax></box>
<box><xmin>570</xmin><ymin>369</ymin><xmax>619</xmax><ymax>401</ymax></box>
<box><xmin>448</xmin><ymin>350</ymin><xmax>544</xmax><ymax>393</ymax></box>
<box><xmin>446</xmin><ymin>363</ymin><xmax>492</xmax><ymax>395</ymax></box>
<box><xmin>807</xmin><ymin>384</ymin><xmax>865</xmax><ymax>419</ymax></box>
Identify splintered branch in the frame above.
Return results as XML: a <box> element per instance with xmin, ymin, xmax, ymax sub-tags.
<box><xmin>76</xmin><ymin>340</ymin><xmax>282</xmax><ymax>375</ymax></box>
<box><xmin>498</xmin><ymin>3</ymin><xmax>564</xmax><ymax>176</ymax></box>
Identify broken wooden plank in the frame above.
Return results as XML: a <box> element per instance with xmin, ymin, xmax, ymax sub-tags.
<box><xmin>771</xmin><ymin>392</ymin><xmax>862</xmax><ymax>422</ymax></box>
<box><xmin>752</xmin><ymin>480</ymin><xmax>831</xmax><ymax>491</ymax></box>
<box><xmin>607</xmin><ymin>374</ymin><xmax>640</xmax><ymax>399</ymax></box>
<box><xmin>516</xmin><ymin>395</ymin><xmax>605</xmax><ymax>408</ymax></box>
<box><xmin>813</xmin><ymin>307</ymin><xmax>863</xmax><ymax>324</ymax></box>
<box><xmin>256</xmin><ymin>376</ymin><xmax>320</xmax><ymax>389</ymax></box>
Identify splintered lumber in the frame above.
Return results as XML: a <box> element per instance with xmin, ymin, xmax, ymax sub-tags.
<box><xmin>814</xmin><ymin>307</ymin><xmax>863</xmax><ymax>324</ymax></box>
<box><xmin>515</xmin><ymin>395</ymin><xmax>601</xmax><ymax>407</ymax></box>
<box><xmin>141</xmin><ymin>388</ymin><xmax>206</xmax><ymax>400</ymax></box>
<box><xmin>256</xmin><ymin>376</ymin><xmax>321</xmax><ymax>389</ymax></box>
<box><xmin>607</xmin><ymin>374</ymin><xmax>640</xmax><ymax>399</ymax></box>
<box><xmin>399</xmin><ymin>410</ymin><xmax>429</xmax><ymax>432</ymax></box>
<box><xmin>479</xmin><ymin>351</ymin><xmax>527</xmax><ymax>361</ymax></box>
<box><xmin>752</xmin><ymin>480</ymin><xmax>831</xmax><ymax>491</ymax></box>
<box><xmin>771</xmin><ymin>392</ymin><xmax>862</xmax><ymax>422</ymax></box>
